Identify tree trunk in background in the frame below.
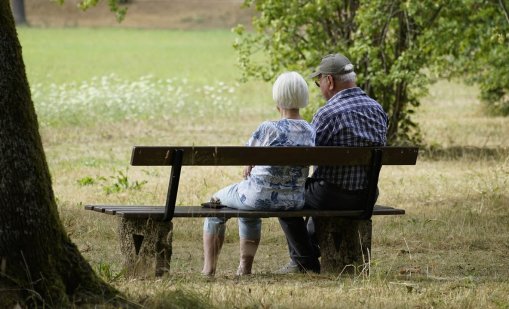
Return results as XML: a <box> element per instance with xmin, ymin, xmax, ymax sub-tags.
<box><xmin>10</xmin><ymin>0</ymin><xmax>26</xmax><ymax>25</ymax></box>
<box><xmin>0</xmin><ymin>2</ymin><xmax>122</xmax><ymax>307</ymax></box>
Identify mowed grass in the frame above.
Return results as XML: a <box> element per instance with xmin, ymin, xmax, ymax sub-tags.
<box><xmin>20</xmin><ymin>28</ymin><xmax>241</xmax><ymax>83</ymax></box>
<box><xmin>19</xmin><ymin>28</ymin><xmax>509</xmax><ymax>308</ymax></box>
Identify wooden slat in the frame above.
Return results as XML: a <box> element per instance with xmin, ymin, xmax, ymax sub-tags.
<box><xmin>130</xmin><ymin>146</ymin><xmax>419</xmax><ymax>166</ymax></box>
<box><xmin>85</xmin><ymin>205</ymin><xmax>405</xmax><ymax>220</ymax></box>
<box><xmin>91</xmin><ymin>206</ymin><xmax>164</xmax><ymax>215</ymax></box>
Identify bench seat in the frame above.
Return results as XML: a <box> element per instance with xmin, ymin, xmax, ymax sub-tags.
<box><xmin>85</xmin><ymin>205</ymin><xmax>405</xmax><ymax>219</ymax></box>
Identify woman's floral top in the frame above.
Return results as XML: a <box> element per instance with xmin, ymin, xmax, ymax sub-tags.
<box><xmin>237</xmin><ymin>119</ymin><xmax>315</xmax><ymax>210</ymax></box>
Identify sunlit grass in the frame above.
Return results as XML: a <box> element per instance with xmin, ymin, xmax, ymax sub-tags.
<box><xmin>18</xmin><ymin>28</ymin><xmax>242</xmax><ymax>83</ymax></box>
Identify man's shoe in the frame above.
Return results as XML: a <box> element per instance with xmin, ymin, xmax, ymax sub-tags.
<box><xmin>274</xmin><ymin>261</ymin><xmax>304</xmax><ymax>274</ymax></box>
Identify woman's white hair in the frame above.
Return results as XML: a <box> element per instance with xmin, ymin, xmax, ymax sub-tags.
<box><xmin>272</xmin><ymin>71</ymin><xmax>309</xmax><ymax>109</ymax></box>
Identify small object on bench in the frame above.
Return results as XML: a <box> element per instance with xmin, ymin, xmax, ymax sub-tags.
<box><xmin>201</xmin><ymin>197</ymin><xmax>226</xmax><ymax>209</ymax></box>
<box><xmin>85</xmin><ymin>146</ymin><xmax>418</xmax><ymax>277</ymax></box>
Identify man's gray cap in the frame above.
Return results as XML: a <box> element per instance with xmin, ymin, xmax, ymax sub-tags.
<box><xmin>309</xmin><ymin>53</ymin><xmax>354</xmax><ymax>78</ymax></box>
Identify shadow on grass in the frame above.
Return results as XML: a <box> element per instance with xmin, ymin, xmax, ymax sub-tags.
<box><xmin>140</xmin><ymin>288</ymin><xmax>213</xmax><ymax>309</ymax></box>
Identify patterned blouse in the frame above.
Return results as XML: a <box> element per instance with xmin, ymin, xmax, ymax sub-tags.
<box><xmin>236</xmin><ymin>119</ymin><xmax>315</xmax><ymax>210</ymax></box>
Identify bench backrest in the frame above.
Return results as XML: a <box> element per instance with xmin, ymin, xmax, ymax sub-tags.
<box><xmin>130</xmin><ymin>146</ymin><xmax>419</xmax><ymax>221</ymax></box>
<box><xmin>131</xmin><ymin>146</ymin><xmax>418</xmax><ymax>166</ymax></box>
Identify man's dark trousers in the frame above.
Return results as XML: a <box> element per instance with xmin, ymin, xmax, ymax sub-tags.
<box><xmin>278</xmin><ymin>178</ymin><xmax>367</xmax><ymax>272</ymax></box>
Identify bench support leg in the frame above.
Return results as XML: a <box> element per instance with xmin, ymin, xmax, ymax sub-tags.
<box><xmin>118</xmin><ymin>218</ymin><xmax>173</xmax><ymax>277</ymax></box>
<box><xmin>314</xmin><ymin>218</ymin><xmax>372</xmax><ymax>274</ymax></box>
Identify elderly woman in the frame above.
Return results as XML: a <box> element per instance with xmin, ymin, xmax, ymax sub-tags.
<box><xmin>202</xmin><ymin>72</ymin><xmax>315</xmax><ymax>276</ymax></box>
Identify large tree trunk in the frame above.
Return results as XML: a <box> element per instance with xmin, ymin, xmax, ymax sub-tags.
<box><xmin>0</xmin><ymin>2</ymin><xmax>123</xmax><ymax>307</ymax></box>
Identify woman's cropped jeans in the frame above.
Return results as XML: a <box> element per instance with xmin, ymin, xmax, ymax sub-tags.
<box><xmin>203</xmin><ymin>184</ymin><xmax>261</xmax><ymax>239</ymax></box>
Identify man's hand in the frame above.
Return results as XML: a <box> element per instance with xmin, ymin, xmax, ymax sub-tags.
<box><xmin>243</xmin><ymin>165</ymin><xmax>254</xmax><ymax>179</ymax></box>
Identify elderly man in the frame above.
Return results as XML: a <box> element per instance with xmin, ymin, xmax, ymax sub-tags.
<box><xmin>277</xmin><ymin>53</ymin><xmax>388</xmax><ymax>274</ymax></box>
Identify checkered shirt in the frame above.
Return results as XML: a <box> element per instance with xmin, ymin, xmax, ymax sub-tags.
<box><xmin>311</xmin><ymin>87</ymin><xmax>388</xmax><ymax>190</ymax></box>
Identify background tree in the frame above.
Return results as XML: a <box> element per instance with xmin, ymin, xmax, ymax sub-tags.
<box><xmin>431</xmin><ymin>0</ymin><xmax>509</xmax><ymax>116</ymax></box>
<box><xmin>0</xmin><ymin>1</ymin><xmax>129</xmax><ymax>307</ymax></box>
<box><xmin>9</xmin><ymin>0</ymin><xmax>26</xmax><ymax>25</ymax></box>
<box><xmin>234</xmin><ymin>0</ymin><xmax>509</xmax><ymax>144</ymax></box>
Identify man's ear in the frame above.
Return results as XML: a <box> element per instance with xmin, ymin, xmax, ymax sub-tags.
<box><xmin>328</xmin><ymin>75</ymin><xmax>334</xmax><ymax>91</ymax></box>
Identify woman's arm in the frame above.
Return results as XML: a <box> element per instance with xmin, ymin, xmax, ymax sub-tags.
<box><xmin>243</xmin><ymin>121</ymin><xmax>275</xmax><ymax>178</ymax></box>
<box><xmin>243</xmin><ymin>165</ymin><xmax>254</xmax><ymax>179</ymax></box>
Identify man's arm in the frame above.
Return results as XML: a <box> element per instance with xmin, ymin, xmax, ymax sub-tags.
<box><xmin>311</xmin><ymin>111</ymin><xmax>333</xmax><ymax>146</ymax></box>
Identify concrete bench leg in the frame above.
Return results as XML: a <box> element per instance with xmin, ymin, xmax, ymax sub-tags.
<box><xmin>314</xmin><ymin>218</ymin><xmax>372</xmax><ymax>274</ymax></box>
<box><xmin>118</xmin><ymin>217</ymin><xmax>173</xmax><ymax>277</ymax></box>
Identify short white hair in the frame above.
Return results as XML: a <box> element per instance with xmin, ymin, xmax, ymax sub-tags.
<box><xmin>272</xmin><ymin>71</ymin><xmax>309</xmax><ymax>109</ymax></box>
<box><xmin>334</xmin><ymin>71</ymin><xmax>357</xmax><ymax>83</ymax></box>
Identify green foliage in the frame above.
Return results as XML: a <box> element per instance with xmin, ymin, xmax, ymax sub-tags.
<box><xmin>54</xmin><ymin>0</ymin><xmax>128</xmax><ymax>22</ymax></box>
<box><xmin>77</xmin><ymin>169</ymin><xmax>148</xmax><ymax>194</ymax></box>
<box><xmin>234</xmin><ymin>0</ymin><xmax>509</xmax><ymax>143</ymax></box>
<box><xmin>95</xmin><ymin>261</ymin><xmax>123</xmax><ymax>282</ymax></box>
<box><xmin>102</xmin><ymin>169</ymin><xmax>147</xmax><ymax>195</ymax></box>
<box><xmin>77</xmin><ymin>176</ymin><xmax>95</xmax><ymax>186</ymax></box>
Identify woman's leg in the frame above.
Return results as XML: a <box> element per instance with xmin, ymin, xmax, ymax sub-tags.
<box><xmin>212</xmin><ymin>183</ymin><xmax>249</xmax><ymax>209</ymax></box>
<box><xmin>202</xmin><ymin>183</ymin><xmax>245</xmax><ymax>276</ymax></box>
<box><xmin>202</xmin><ymin>217</ymin><xmax>226</xmax><ymax>276</ymax></box>
<box><xmin>213</xmin><ymin>183</ymin><xmax>262</xmax><ymax>275</ymax></box>
<box><xmin>237</xmin><ymin>217</ymin><xmax>261</xmax><ymax>275</ymax></box>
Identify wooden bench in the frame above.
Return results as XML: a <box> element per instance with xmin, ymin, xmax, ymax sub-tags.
<box><xmin>85</xmin><ymin>146</ymin><xmax>418</xmax><ymax>277</ymax></box>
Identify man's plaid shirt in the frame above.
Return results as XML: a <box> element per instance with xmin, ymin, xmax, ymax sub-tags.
<box><xmin>311</xmin><ymin>87</ymin><xmax>388</xmax><ymax>190</ymax></box>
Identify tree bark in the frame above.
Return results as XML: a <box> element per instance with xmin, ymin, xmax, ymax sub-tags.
<box><xmin>118</xmin><ymin>218</ymin><xmax>173</xmax><ymax>278</ymax></box>
<box><xmin>10</xmin><ymin>0</ymin><xmax>26</xmax><ymax>25</ymax></box>
<box><xmin>314</xmin><ymin>217</ymin><xmax>372</xmax><ymax>274</ymax></box>
<box><xmin>0</xmin><ymin>2</ymin><xmax>123</xmax><ymax>307</ymax></box>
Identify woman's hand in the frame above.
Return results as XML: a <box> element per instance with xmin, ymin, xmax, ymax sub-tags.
<box><xmin>243</xmin><ymin>165</ymin><xmax>254</xmax><ymax>179</ymax></box>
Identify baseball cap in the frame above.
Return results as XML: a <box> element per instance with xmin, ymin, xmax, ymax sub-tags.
<box><xmin>309</xmin><ymin>53</ymin><xmax>354</xmax><ymax>78</ymax></box>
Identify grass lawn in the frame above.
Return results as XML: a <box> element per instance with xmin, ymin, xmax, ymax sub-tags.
<box><xmin>19</xmin><ymin>27</ymin><xmax>509</xmax><ymax>308</ymax></box>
